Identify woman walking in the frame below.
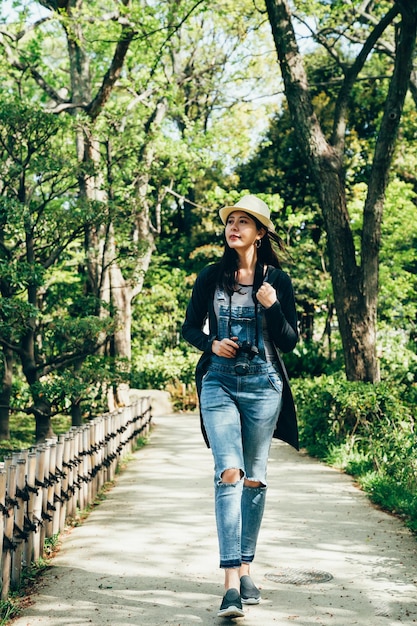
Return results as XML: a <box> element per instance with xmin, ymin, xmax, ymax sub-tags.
<box><xmin>182</xmin><ymin>194</ymin><xmax>299</xmax><ymax>618</ymax></box>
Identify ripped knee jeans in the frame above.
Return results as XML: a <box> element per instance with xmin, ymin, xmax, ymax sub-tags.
<box><xmin>200</xmin><ymin>361</ymin><xmax>283</xmax><ymax>568</ymax></box>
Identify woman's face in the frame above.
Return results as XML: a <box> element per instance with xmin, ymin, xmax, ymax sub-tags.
<box><xmin>225</xmin><ymin>211</ymin><xmax>263</xmax><ymax>251</ymax></box>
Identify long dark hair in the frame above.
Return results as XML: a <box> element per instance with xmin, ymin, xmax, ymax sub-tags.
<box><xmin>216</xmin><ymin>213</ymin><xmax>286</xmax><ymax>296</ymax></box>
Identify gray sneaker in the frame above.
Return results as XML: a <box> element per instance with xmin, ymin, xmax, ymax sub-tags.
<box><xmin>240</xmin><ymin>575</ymin><xmax>261</xmax><ymax>605</ymax></box>
<box><xmin>217</xmin><ymin>588</ymin><xmax>245</xmax><ymax>618</ymax></box>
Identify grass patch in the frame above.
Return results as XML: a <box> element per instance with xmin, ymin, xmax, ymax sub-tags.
<box><xmin>0</xmin><ymin>598</ymin><xmax>20</xmax><ymax>626</ymax></box>
<box><xmin>0</xmin><ymin>413</ymin><xmax>71</xmax><ymax>461</ymax></box>
<box><xmin>0</xmin><ymin>537</ymin><xmax>59</xmax><ymax>625</ymax></box>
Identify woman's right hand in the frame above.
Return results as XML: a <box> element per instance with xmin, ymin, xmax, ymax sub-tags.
<box><xmin>212</xmin><ymin>337</ymin><xmax>239</xmax><ymax>358</ymax></box>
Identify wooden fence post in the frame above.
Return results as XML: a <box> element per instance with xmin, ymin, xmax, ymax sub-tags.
<box><xmin>81</xmin><ymin>425</ymin><xmax>91</xmax><ymax>508</ymax></box>
<box><xmin>71</xmin><ymin>430</ymin><xmax>81</xmax><ymax>517</ymax></box>
<box><xmin>114</xmin><ymin>412</ymin><xmax>122</xmax><ymax>467</ymax></box>
<box><xmin>12</xmin><ymin>459</ymin><xmax>27</xmax><ymax>586</ymax></box>
<box><xmin>59</xmin><ymin>436</ymin><xmax>70</xmax><ymax>529</ymax></box>
<box><xmin>66</xmin><ymin>434</ymin><xmax>76</xmax><ymax>520</ymax></box>
<box><xmin>53</xmin><ymin>438</ymin><xmax>64</xmax><ymax>536</ymax></box>
<box><xmin>125</xmin><ymin>405</ymin><xmax>132</xmax><ymax>455</ymax></box>
<box><xmin>24</xmin><ymin>452</ymin><xmax>37</xmax><ymax>565</ymax></box>
<box><xmin>45</xmin><ymin>442</ymin><xmax>56</xmax><ymax>539</ymax></box>
<box><xmin>98</xmin><ymin>417</ymin><xmax>105</xmax><ymax>491</ymax></box>
<box><xmin>103</xmin><ymin>415</ymin><xmax>110</xmax><ymax>483</ymax></box>
<box><xmin>39</xmin><ymin>445</ymin><xmax>51</xmax><ymax>553</ymax></box>
<box><xmin>0</xmin><ymin>470</ymin><xmax>7</xmax><ymax>598</ymax></box>
<box><xmin>92</xmin><ymin>420</ymin><xmax>100</xmax><ymax>495</ymax></box>
<box><xmin>96</xmin><ymin>418</ymin><xmax>103</xmax><ymax>494</ymax></box>
<box><xmin>77</xmin><ymin>429</ymin><xmax>85</xmax><ymax>513</ymax></box>
<box><xmin>90</xmin><ymin>420</ymin><xmax>96</xmax><ymax>495</ymax></box>
<box><xmin>32</xmin><ymin>447</ymin><xmax>45</xmax><ymax>563</ymax></box>
<box><xmin>2</xmin><ymin>464</ymin><xmax>16</xmax><ymax>600</ymax></box>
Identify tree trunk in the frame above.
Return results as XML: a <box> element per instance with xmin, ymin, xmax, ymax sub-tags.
<box><xmin>70</xmin><ymin>401</ymin><xmax>83</xmax><ymax>427</ymax></box>
<box><xmin>315</xmin><ymin>161</ymin><xmax>378</xmax><ymax>381</ymax></box>
<box><xmin>20</xmin><ymin>346</ymin><xmax>55</xmax><ymax>442</ymax></box>
<box><xmin>0</xmin><ymin>348</ymin><xmax>13</xmax><ymax>440</ymax></box>
<box><xmin>64</xmin><ymin>4</ymin><xmax>134</xmax><ymax>408</ymax></box>
<box><xmin>21</xmin><ymin>170</ymin><xmax>55</xmax><ymax>440</ymax></box>
<box><xmin>33</xmin><ymin>398</ymin><xmax>54</xmax><ymax>442</ymax></box>
<box><xmin>265</xmin><ymin>0</ymin><xmax>417</xmax><ymax>382</ymax></box>
<box><xmin>61</xmin><ymin>1</ymin><xmax>163</xmax><ymax>411</ymax></box>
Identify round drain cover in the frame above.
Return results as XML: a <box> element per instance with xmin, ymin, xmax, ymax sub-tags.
<box><xmin>265</xmin><ymin>568</ymin><xmax>333</xmax><ymax>585</ymax></box>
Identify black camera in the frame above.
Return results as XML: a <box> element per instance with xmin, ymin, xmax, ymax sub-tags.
<box><xmin>234</xmin><ymin>341</ymin><xmax>259</xmax><ymax>375</ymax></box>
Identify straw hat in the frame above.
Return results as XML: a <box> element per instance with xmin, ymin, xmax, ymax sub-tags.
<box><xmin>219</xmin><ymin>195</ymin><xmax>275</xmax><ymax>231</ymax></box>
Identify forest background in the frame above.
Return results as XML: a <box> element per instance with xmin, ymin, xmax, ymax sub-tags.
<box><xmin>0</xmin><ymin>0</ymin><xmax>416</xmax><ymax>532</ymax></box>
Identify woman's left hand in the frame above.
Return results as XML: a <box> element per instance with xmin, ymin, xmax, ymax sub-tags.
<box><xmin>256</xmin><ymin>282</ymin><xmax>278</xmax><ymax>309</ymax></box>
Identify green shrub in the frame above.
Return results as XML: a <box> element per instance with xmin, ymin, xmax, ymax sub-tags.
<box><xmin>359</xmin><ymin>474</ymin><xmax>417</xmax><ymax>533</ymax></box>
<box><xmin>291</xmin><ymin>377</ymin><xmax>337</xmax><ymax>457</ymax></box>
<box><xmin>284</xmin><ymin>339</ymin><xmax>343</xmax><ymax>378</ymax></box>
<box><xmin>378</xmin><ymin>324</ymin><xmax>417</xmax><ymax>386</ymax></box>
<box><xmin>131</xmin><ymin>348</ymin><xmax>199</xmax><ymax>391</ymax></box>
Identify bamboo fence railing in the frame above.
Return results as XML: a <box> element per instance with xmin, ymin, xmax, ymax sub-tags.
<box><xmin>0</xmin><ymin>396</ymin><xmax>152</xmax><ymax>600</ymax></box>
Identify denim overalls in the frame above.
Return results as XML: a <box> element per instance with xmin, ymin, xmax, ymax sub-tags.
<box><xmin>200</xmin><ymin>287</ymin><xmax>283</xmax><ymax>569</ymax></box>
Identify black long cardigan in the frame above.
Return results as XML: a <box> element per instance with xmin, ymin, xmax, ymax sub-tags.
<box><xmin>182</xmin><ymin>262</ymin><xmax>299</xmax><ymax>450</ymax></box>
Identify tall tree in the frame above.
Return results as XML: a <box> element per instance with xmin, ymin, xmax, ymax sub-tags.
<box><xmin>0</xmin><ymin>98</ymin><xmax>115</xmax><ymax>440</ymax></box>
<box><xmin>264</xmin><ymin>0</ymin><xmax>417</xmax><ymax>382</ymax></box>
<box><xmin>0</xmin><ymin>0</ymin><xmax>141</xmax><ymax>408</ymax></box>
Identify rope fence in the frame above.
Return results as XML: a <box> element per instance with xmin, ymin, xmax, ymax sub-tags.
<box><xmin>0</xmin><ymin>396</ymin><xmax>152</xmax><ymax>600</ymax></box>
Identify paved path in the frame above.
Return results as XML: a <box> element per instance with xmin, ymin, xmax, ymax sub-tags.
<box><xmin>11</xmin><ymin>413</ymin><xmax>417</xmax><ymax>626</ymax></box>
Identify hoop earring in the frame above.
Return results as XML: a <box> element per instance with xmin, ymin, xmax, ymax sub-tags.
<box><xmin>255</xmin><ymin>239</ymin><xmax>262</xmax><ymax>249</ymax></box>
